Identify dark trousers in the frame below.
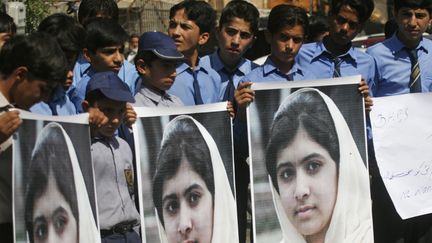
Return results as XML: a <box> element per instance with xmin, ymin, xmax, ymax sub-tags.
<box><xmin>0</xmin><ymin>223</ymin><xmax>12</xmax><ymax>243</ymax></box>
<box><xmin>101</xmin><ymin>230</ymin><xmax>141</xmax><ymax>243</ymax></box>
<box><xmin>235</xmin><ymin>153</ymin><xmax>251</xmax><ymax>243</ymax></box>
<box><xmin>370</xmin><ymin>159</ymin><xmax>432</xmax><ymax>243</ymax></box>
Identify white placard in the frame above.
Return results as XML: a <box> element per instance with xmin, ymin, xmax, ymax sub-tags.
<box><xmin>371</xmin><ymin>92</ymin><xmax>432</xmax><ymax>219</ymax></box>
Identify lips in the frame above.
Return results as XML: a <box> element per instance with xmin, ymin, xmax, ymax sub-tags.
<box><xmin>295</xmin><ymin>205</ymin><xmax>315</xmax><ymax>218</ymax></box>
<box><xmin>227</xmin><ymin>48</ymin><xmax>240</xmax><ymax>54</ymax></box>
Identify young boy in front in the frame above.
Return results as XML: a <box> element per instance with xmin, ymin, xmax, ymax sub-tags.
<box><xmin>134</xmin><ymin>31</ymin><xmax>184</xmax><ymax>107</ymax></box>
<box><xmin>167</xmin><ymin>0</ymin><xmax>219</xmax><ymax>105</ymax></box>
<box><xmin>82</xmin><ymin>71</ymin><xmax>140</xmax><ymax>243</ymax></box>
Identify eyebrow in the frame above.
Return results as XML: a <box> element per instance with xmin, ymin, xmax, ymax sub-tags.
<box><xmin>162</xmin><ymin>183</ymin><xmax>203</xmax><ymax>205</ymax></box>
<box><xmin>276</xmin><ymin>152</ymin><xmax>325</xmax><ymax>171</ymax></box>
<box><xmin>33</xmin><ymin>206</ymin><xmax>67</xmax><ymax>224</ymax></box>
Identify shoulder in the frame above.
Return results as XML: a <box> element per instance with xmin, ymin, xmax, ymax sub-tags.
<box><xmin>241</xmin><ymin>65</ymin><xmax>264</xmax><ymax>83</ymax></box>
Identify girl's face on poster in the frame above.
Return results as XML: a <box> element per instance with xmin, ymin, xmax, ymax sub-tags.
<box><xmin>32</xmin><ymin>173</ymin><xmax>78</xmax><ymax>243</ymax></box>
<box><xmin>276</xmin><ymin>126</ymin><xmax>338</xmax><ymax>240</ymax></box>
<box><xmin>162</xmin><ymin>158</ymin><xmax>214</xmax><ymax>243</ymax></box>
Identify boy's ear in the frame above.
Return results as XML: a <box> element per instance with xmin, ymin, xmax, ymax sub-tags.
<box><xmin>135</xmin><ymin>59</ymin><xmax>147</xmax><ymax>75</ymax></box>
<box><xmin>83</xmin><ymin>48</ymin><xmax>92</xmax><ymax>63</ymax></box>
<box><xmin>82</xmin><ymin>100</ymin><xmax>90</xmax><ymax>112</ymax></box>
<box><xmin>198</xmin><ymin>32</ymin><xmax>210</xmax><ymax>46</ymax></box>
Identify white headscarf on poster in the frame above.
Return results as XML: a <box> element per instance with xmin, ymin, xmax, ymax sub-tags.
<box><xmin>268</xmin><ymin>88</ymin><xmax>373</xmax><ymax>243</ymax></box>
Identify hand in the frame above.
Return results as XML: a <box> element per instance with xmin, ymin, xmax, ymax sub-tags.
<box><xmin>359</xmin><ymin>79</ymin><xmax>373</xmax><ymax>112</ymax></box>
<box><xmin>226</xmin><ymin>101</ymin><xmax>235</xmax><ymax>119</ymax></box>
<box><xmin>124</xmin><ymin>103</ymin><xmax>137</xmax><ymax>128</ymax></box>
<box><xmin>234</xmin><ymin>81</ymin><xmax>255</xmax><ymax>109</ymax></box>
<box><xmin>0</xmin><ymin>110</ymin><xmax>21</xmax><ymax>144</ymax></box>
<box><xmin>88</xmin><ymin>107</ymin><xmax>108</xmax><ymax>128</ymax></box>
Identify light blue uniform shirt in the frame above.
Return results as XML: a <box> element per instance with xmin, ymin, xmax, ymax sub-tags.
<box><xmin>70</xmin><ymin>61</ymin><xmax>139</xmax><ymax>109</ymax></box>
<box><xmin>134</xmin><ymin>82</ymin><xmax>184</xmax><ymax>107</ymax></box>
<box><xmin>31</xmin><ymin>86</ymin><xmax>77</xmax><ymax>116</ymax></box>
<box><xmin>366</xmin><ymin>34</ymin><xmax>432</xmax><ymax>97</ymax></box>
<box><xmin>240</xmin><ymin>56</ymin><xmax>314</xmax><ymax>83</ymax></box>
<box><xmin>297</xmin><ymin>41</ymin><xmax>376</xmax><ymax>91</ymax></box>
<box><xmin>72</xmin><ymin>53</ymin><xmax>91</xmax><ymax>87</ymax></box>
<box><xmin>168</xmin><ymin>59</ymin><xmax>220</xmax><ymax>106</ymax></box>
<box><xmin>200</xmin><ymin>51</ymin><xmax>257</xmax><ymax>101</ymax></box>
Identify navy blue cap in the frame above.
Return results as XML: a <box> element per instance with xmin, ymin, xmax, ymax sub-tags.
<box><xmin>86</xmin><ymin>71</ymin><xmax>135</xmax><ymax>103</ymax></box>
<box><xmin>138</xmin><ymin>31</ymin><xmax>184</xmax><ymax>60</ymax></box>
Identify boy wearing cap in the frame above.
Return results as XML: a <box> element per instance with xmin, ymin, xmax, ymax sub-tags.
<box><xmin>134</xmin><ymin>31</ymin><xmax>184</xmax><ymax>107</ymax></box>
<box><xmin>82</xmin><ymin>71</ymin><xmax>141</xmax><ymax>243</ymax></box>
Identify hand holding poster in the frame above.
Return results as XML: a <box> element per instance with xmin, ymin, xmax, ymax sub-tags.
<box><xmin>370</xmin><ymin>92</ymin><xmax>432</xmax><ymax>219</ymax></box>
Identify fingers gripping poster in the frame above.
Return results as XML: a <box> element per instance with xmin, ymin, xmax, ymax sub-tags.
<box><xmin>13</xmin><ymin>111</ymin><xmax>100</xmax><ymax>243</ymax></box>
<box><xmin>247</xmin><ymin>76</ymin><xmax>373</xmax><ymax>243</ymax></box>
<box><xmin>133</xmin><ymin>103</ymin><xmax>238</xmax><ymax>243</ymax></box>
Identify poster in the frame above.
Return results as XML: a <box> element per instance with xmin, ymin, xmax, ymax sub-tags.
<box><xmin>13</xmin><ymin>111</ymin><xmax>100</xmax><ymax>243</ymax></box>
<box><xmin>370</xmin><ymin>92</ymin><xmax>432</xmax><ymax>219</ymax></box>
<box><xmin>248</xmin><ymin>76</ymin><xmax>373</xmax><ymax>243</ymax></box>
<box><xmin>133</xmin><ymin>103</ymin><xmax>238</xmax><ymax>243</ymax></box>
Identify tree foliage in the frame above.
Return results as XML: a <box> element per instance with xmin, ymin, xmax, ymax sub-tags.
<box><xmin>25</xmin><ymin>0</ymin><xmax>52</xmax><ymax>33</ymax></box>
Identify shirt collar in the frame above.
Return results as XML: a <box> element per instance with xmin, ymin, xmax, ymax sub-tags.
<box><xmin>262</xmin><ymin>56</ymin><xmax>303</xmax><ymax>77</ymax></box>
<box><xmin>390</xmin><ymin>32</ymin><xmax>429</xmax><ymax>54</ymax></box>
<box><xmin>311</xmin><ymin>41</ymin><xmax>357</xmax><ymax>64</ymax></box>
<box><xmin>0</xmin><ymin>91</ymin><xmax>9</xmax><ymax>107</ymax></box>
<box><xmin>139</xmin><ymin>84</ymin><xmax>173</xmax><ymax>103</ymax></box>
<box><xmin>176</xmin><ymin>57</ymin><xmax>210</xmax><ymax>74</ymax></box>
<box><xmin>210</xmin><ymin>50</ymin><xmax>249</xmax><ymax>75</ymax></box>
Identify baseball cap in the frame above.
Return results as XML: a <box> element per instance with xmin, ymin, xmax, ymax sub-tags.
<box><xmin>138</xmin><ymin>31</ymin><xmax>184</xmax><ymax>60</ymax></box>
<box><xmin>86</xmin><ymin>71</ymin><xmax>135</xmax><ymax>103</ymax></box>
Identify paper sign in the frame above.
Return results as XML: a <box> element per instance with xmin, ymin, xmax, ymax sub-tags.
<box><xmin>371</xmin><ymin>92</ymin><xmax>432</xmax><ymax>219</ymax></box>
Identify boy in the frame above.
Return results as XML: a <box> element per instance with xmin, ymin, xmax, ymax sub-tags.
<box><xmin>70</xmin><ymin>18</ymin><xmax>139</xmax><ymax>112</ymax></box>
<box><xmin>296</xmin><ymin>0</ymin><xmax>374</xmax><ymax>109</ymax></box>
<box><xmin>0</xmin><ymin>12</ymin><xmax>16</xmax><ymax>49</ymax></box>
<box><xmin>200</xmin><ymin>0</ymin><xmax>259</xmax><ymax>102</ymax></box>
<box><xmin>74</xmin><ymin>0</ymin><xmax>120</xmax><ymax>84</ymax></box>
<box><xmin>30</xmin><ymin>13</ymin><xmax>85</xmax><ymax>116</ymax></box>
<box><xmin>134</xmin><ymin>31</ymin><xmax>184</xmax><ymax>107</ymax></box>
<box><xmin>367</xmin><ymin>0</ymin><xmax>432</xmax><ymax>242</ymax></box>
<box><xmin>0</xmin><ymin>33</ymin><xmax>68</xmax><ymax>242</ymax></box>
<box><xmin>82</xmin><ymin>71</ymin><xmax>141</xmax><ymax>243</ymax></box>
<box><xmin>167</xmin><ymin>0</ymin><xmax>219</xmax><ymax>105</ymax></box>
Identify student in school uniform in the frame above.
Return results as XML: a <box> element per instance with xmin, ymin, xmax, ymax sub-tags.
<box><xmin>167</xmin><ymin>0</ymin><xmax>220</xmax><ymax>106</ymax></box>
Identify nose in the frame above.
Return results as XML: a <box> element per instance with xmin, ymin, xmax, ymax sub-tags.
<box><xmin>408</xmin><ymin>14</ymin><xmax>418</xmax><ymax>26</ymax></box>
<box><xmin>340</xmin><ymin>22</ymin><xmax>350</xmax><ymax>31</ymax></box>
<box><xmin>113</xmin><ymin>50</ymin><xmax>123</xmax><ymax>64</ymax></box>
<box><xmin>231</xmin><ymin>33</ymin><xmax>240</xmax><ymax>47</ymax></box>
<box><xmin>293</xmin><ymin>172</ymin><xmax>310</xmax><ymax>201</ymax></box>
<box><xmin>46</xmin><ymin>225</ymin><xmax>58</xmax><ymax>243</ymax></box>
<box><xmin>178</xmin><ymin>205</ymin><xmax>193</xmax><ymax>236</ymax></box>
<box><xmin>285</xmin><ymin>38</ymin><xmax>294</xmax><ymax>51</ymax></box>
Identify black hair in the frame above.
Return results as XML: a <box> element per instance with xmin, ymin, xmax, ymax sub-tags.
<box><xmin>219</xmin><ymin>0</ymin><xmax>260</xmax><ymax>35</ymax></box>
<box><xmin>266</xmin><ymin>90</ymin><xmax>340</xmax><ymax>192</ymax></box>
<box><xmin>78</xmin><ymin>0</ymin><xmax>119</xmax><ymax>25</ymax></box>
<box><xmin>169</xmin><ymin>0</ymin><xmax>216</xmax><ymax>34</ymax></box>
<box><xmin>38</xmin><ymin>13</ymin><xmax>85</xmax><ymax>54</ymax></box>
<box><xmin>329</xmin><ymin>0</ymin><xmax>375</xmax><ymax>25</ymax></box>
<box><xmin>267</xmin><ymin>4</ymin><xmax>309</xmax><ymax>36</ymax></box>
<box><xmin>85</xmin><ymin>89</ymin><xmax>106</xmax><ymax>106</ymax></box>
<box><xmin>134</xmin><ymin>50</ymin><xmax>158</xmax><ymax>67</ymax></box>
<box><xmin>384</xmin><ymin>18</ymin><xmax>398</xmax><ymax>39</ymax></box>
<box><xmin>0</xmin><ymin>12</ymin><xmax>16</xmax><ymax>34</ymax></box>
<box><xmin>152</xmin><ymin>116</ymin><xmax>215</xmax><ymax>227</ymax></box>
<box><xmin>130</xmin><ymin>33</ymin><xmax>139</xmax><ymax>40</ymax></box>
<box><xmin>394</xmin><ymin>0</ymin><xmax>432</xmax><ymax>13</ymax></box>
<box><xmin>25</xmin><ymin>123</ymin><xmax>79</xmax><ymax>243</ymax></box>
<box><xmin>306</xmin><ymin>14</ymin><xmax>329</xmax><ymax>43</ymax></box>
<box><xmin>84</xmin><ymin>18</ymin><xmax>128</xmax><ymax>53</ymax></box>
<box><xmin>0</xmin><ymin>32</ymin><xmax>67</xmax><ymax>84</ymax></box>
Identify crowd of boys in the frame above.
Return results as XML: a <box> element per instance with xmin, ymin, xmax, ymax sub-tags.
<box><xmin>0</xmin><ymin>0</ymin><xmax>432</xmax><ymax>242</ymax></box>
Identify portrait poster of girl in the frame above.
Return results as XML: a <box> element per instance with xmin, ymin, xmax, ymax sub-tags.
<box><xmin>12</xmin><ymin>112</ymin><xmax>100</xmax><ymax>243</ymax></box>
<box><xmin>133</xmin><ymin>103</ymin><xmax>238</xmax><ymax>243</ymax></box>
<box><xmin>247</xmin><ymin>76</ymin><xmax>373</xmax><ymax>243</ymax></box>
